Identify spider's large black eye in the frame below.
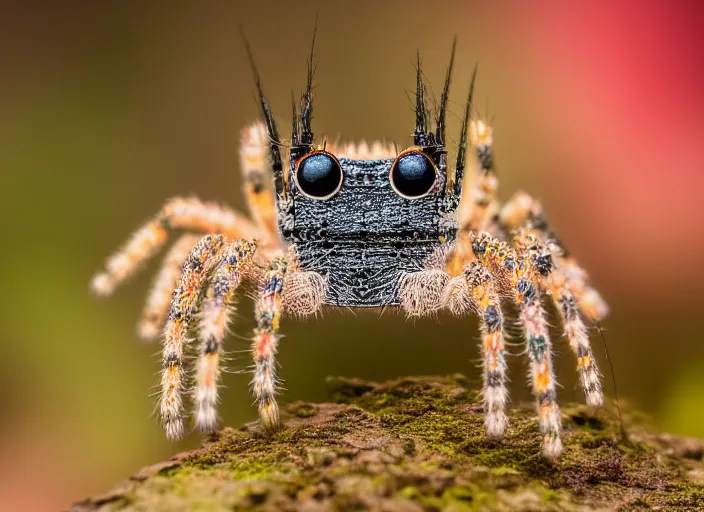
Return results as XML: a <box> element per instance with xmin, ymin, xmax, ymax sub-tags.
<box><xmin>390</xmin><ymin>150</ymin><xmax>437</xmax><ymax>198</ymax></box>
<box><xmin>295</xmin><ymin>151</ymin><xmax>343</xmax><ymax>199</ymax></box>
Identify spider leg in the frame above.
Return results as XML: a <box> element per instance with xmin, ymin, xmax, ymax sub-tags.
<box><xmin>471</xmin><ymin>232</ymin><xmax>563</xmax><ymax>460</ymax></box>
<box><xmin>542</xmin><ymin>267</ymin><xmax>604</xmax><ymax>407</ymax></box>
<box><xmin>499</xmin><ymin>191</ymin><xmax>609</xmax><ymax>321</ymax></box>
<box><xmin>240</xmin><ymin>123</ymin><xmax>283</xmax><ymax>244</ymax></box>
<box><xmin>445</xmin><ymin>261</ymin><xmax>510</xmax><ymax>439</ymax></box>
<box><xmin>160</xmin><ymin>234</ymin><xmax>227</xmax><ymax>440</ymax></box>
<box><xmin>462</xmin><ymin>120</ymin><xmax>499</xmax><ymax>232</ymax></box>
<box><xmin>193</xmin><ymin>239</ymin><xmax>259</xmax><ymax>433</ymax></box>
<box><xmin>91</xmin><ymin>197</ymin><xmax>260</xmax><ymax>297</ymax></box>
<box><xmin>138</xmin><ymin>233</ymin><xmax>201</xmax><ymax>341</ymax></box>
<box><xmin>445</xmin><ymin>119</ymin><xmax>499</xmax><ymax>275</ymax></box>
<box><xmin>518</xmin><ymin>275</ymin><xmax>562</xmax><ymax>460</ymax></box>
<box><xmin>251</xmin><ymin>257</ymin><xmax>287</xmax><ymax>432</ymax></box>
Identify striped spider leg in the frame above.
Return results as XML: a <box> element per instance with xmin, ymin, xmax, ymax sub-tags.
<box><xmin>500</xmin><ymin>191</ymin><xmax>609</xmax><ymax>323</ymax></box>
<box><xmin>455</xmin><ymin>116</ymin><xmax>606</xmax><ymax>409</ymax></box>
<box><xmin>91</xmin><ymin>123</ymin><xmax>283</xmax><ymax>342</ymax></box>
<box><xmin>470</xmin><ymin>231</ymin><xmax>563</xmax><ymax>460</ymax></box>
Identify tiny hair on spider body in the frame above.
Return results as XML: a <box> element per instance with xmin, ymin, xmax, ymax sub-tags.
<box><xmin>91</xmin><ymin>26</ymin><xmax>609</xmax><ymax>461</ymax></box>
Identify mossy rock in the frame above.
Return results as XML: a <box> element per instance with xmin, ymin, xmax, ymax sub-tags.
<box><xmin>71</xmin><ymin>375</ymin><xmax>704</xmax><ymax>511</ymax></box>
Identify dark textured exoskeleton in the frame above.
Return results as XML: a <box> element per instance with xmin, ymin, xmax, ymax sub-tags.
<box><xmin>93</xmin><ymin>25</ymin><xmax>610</xmax><ymax>461</ymax></box>
<box><xmin>257</xmin><ymin>39</ymin><xmax>471</xmax><ymax>307</ymax></box>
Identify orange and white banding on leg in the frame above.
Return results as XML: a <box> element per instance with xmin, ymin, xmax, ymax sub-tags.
<box><xmin>160</xmin><ymin>234</ymin><xmax>226</xmax><ymax>441</ymax></box>
<box><xmin>91</xmin><ymin>197</ymin><xmax>258</xmax><ymax>297</ymax></box>
<box><xmin>193</xmin><ymin>239</ymin><xmax>258</xmax><ymax>433</ymax></box>
<box><xmin>138</xmin><ymin>233</ymin><xmax>201</xmax><ymax>341</ymax></box>
<box><xmin>251</xmin><ymin>258</ymin><xmax>287</xmax><ymax>432</ymax></box>
<box><xmin>465</xmin><ymin>261</ymin><xmax>509</xmax><ymax>439</ymax></box>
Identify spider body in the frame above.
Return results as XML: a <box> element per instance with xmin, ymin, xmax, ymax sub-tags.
<box><xmin>91</xmin><ymin>34</ymin><xmax>609</xmax><ymax>460</ymax></box>
<box><xmin>288</xmin><ymin>156</ymin><xmax>455</xmax><ymax>307</ymax></box>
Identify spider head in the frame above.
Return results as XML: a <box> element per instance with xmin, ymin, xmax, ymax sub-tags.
<box><xmin>245</xmin><ymin>32</ymin><xmax>478</xmax><ymax>306</ymax></box>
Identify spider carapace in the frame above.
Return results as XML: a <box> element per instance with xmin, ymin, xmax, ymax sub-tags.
<box><xmin>91</xmin><ymin>35</ymin><xmax>609</xmax><ymax>460</ymax></box>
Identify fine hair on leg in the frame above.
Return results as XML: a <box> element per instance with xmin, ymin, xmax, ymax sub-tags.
<box><xmin>91</xmin><ymin>197</ymin><xmax>259</xmax><ymax>297</ymax></box>
<box><xmin>193</xmin><ymin>239</ymin><xmax>258</xmax><ymax>433</ymax></box>
<box><xmin>160</xmin><ymin>234</ymin><xmax>226</xmax><ymax>441</ymax></box>
<box><xmin>465</xmin><ymin>262</ymin><xmax>510</xmax><ymax>439</ymax></box>
<box><xmin>251</xmin><ymin>258</ymin><xmax>287</xmax><ymax>432</ymax></box>
<box><xmin>138</xmin><ymin>233</ymin><xmax>201</xmax><ymax>342</ymax></box>
<box><xmin>399</xmin><ymin>269</ymin><xmax>450</xmax><ymax>317</ymax></box>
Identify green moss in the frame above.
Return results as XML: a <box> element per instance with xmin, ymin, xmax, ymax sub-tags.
<box><xmin>288</xmin><ymin>401</ymin><xmax>318</xmax><ymax>418</ymax></box>
<box><xmin>73</xmin><ymin>375</ymin><xmax>704</xmax><ymax>512</ymax></box>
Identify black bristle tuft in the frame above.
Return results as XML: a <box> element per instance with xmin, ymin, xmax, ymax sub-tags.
<box><xmin>291</xmin><ymin>90</ymin><xmax>300</xmax><ymax>146</ymax></box>
<box><xmin>240</xmin><ymin>26</ymin><xmax>284</xmax><ymax>197</ymax></box>
<box><xmin>453</xmin><ymin>64</ymin><xmax>478</xmax><ymax>197</ymax></box>
<box><xmin>435</xmin><ymin>37</ymin><xmax>457</xmax><ymax>146</ymax></box>
<box><xmin>414</xmin><ymin>50</ymin><xmax>427</xmax><ymax>146</ymax></box>
<box><xmin>300</xmin><ymin>14</ymin><xmax>318</xmax><ymax>146</ymax></box>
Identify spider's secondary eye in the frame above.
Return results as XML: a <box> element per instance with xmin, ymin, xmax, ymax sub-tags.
<box><xmin>295</xmin><ymin>151</ymin><xmax>343</xmax><ymax>199</ymax></box>
<box><xmin>390</xmin><ymin>150</ymin><xmax>437</xmax><ymax>199</ymax></box>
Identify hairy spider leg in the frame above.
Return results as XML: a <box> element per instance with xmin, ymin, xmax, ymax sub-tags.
<box><xmin>194</xmin><ymin>239</ymin><xmax>259</xmax><ymax>433</ymax></box>
<box><xmin>138</xmin><ymin>234</ymin><xmax>201</xmax><ymax>341</ymax></box>
<box><xmin>252</xmin><ymin>258</ymin><xmax>287</xmax><ymax>432</ymax></box>
<box><xmin>161</xmin><ymin>234</ymin><xmax>227</xmax><ymax>440</ymax></box>
<box><xmin>463</xmin><ymin>120</ymin><xmax>499</xmax><ymax>232</ymax></box>
<box><xmin>445</xmin><ymin>120</ymin><xmax>499</xmax><ymax>276</ymax></box>
<box><xmin>91</xmin><ymin>198</ymin><xmax>260</xmax><ymax>297</ymax></box>
<box><xmin>518</xmin><ymin>273</ymin><xmax>563</xmax><ymax>460</ymax></box>
<box><xmin>466</xmin><ymin>262</ymin><xmax>510</xmax><ymax>439</ymax></box>
<box><xmin>499</xmin><ymin>191</ymin><xmax>609</xmax><ymax>321</ymax></box>
<box><xmin>542</xmin><ymin>266</ymin><xmax>604</xmax><ymax>407</ymax></box>
<box><xmin>472</xmin><ymin>232</ymin><xmax>563</xmax><ymax>460</ymax></box>
<box><xmin>240</xmin><ymin>123</ymin><xmax>283</xmax><ymax>246</ymax></box>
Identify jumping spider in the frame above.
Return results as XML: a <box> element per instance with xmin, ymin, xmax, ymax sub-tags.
<box><xmin>91</xmin><ymin>35</ymin><xmax>608</xmax><ymax>460</ymax></box>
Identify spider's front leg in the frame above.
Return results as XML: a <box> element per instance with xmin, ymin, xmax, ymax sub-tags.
<box><xmin>443</xmin><ymin>262</ymin><xmax>510</xmax><ymax>440</ymax></box>
<box><xmin>251</xmin><ymin>258</ymin><xmax>288</xmax><ymax>432</ymax></box>
<box><xmin>471</xmin><ymin>233</ymin><xmax>563</xmax><ymax>459</ymax></box>
<box><xmin>249</xmin><ymin>249</ymin><xmax>326</xmax><ymax>432</ymax></box>
<box><xmin>399</xmin><ymin>264</ymin><xmax>510</xmax><ymax>440</ymax></box>
<box><xmin>160</xmin><ymin>234</ymin><xmax>228</xmax><ymax>440</ymax></box>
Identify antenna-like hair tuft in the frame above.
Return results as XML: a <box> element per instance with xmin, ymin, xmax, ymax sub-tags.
<box><xmin>435</xmin><ymin>37</ymin><xmax>457</xmax><ymax>146</ymax></box>
<box><xmin>453</xmin><ymin>64</ymin><xmax>478</xmax><ymax>198</ymax></box>
<box><xmin>240</xmin><ymin>26</ymin><xmax>285</xmax><ymax>197</ymax></box>
<box><xmin>300</xmin><ymin>14</ymin><xmax>318</xmax><ymax>146</ymax></box>
<box><xmin>414</xmin><ymin>50</ymin><xmax>427</xmax><ymax>146</ymax></box>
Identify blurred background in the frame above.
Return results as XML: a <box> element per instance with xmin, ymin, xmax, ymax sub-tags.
<box><xmin>1</xmin><ymin>1</ymin><xmax>703</xmax><ymax>510</ymax></box>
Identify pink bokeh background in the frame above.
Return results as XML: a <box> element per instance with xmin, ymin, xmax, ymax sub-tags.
<box><xmin>512</xmin><ymin>2</ymin><xmax>704</xmax><ymax>301</ymax></box>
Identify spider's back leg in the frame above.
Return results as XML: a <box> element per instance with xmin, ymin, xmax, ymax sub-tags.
<box><xmin>446</xmin><ymin>119</ymin><xmax>500</xmax><ymax>276</ymax></box>
<box><xmin>541</xmin><ymin>257</ymin><xmax>603</xmax><ymax>407</ymax></box>
<box><xmin>240</xmin><ymin>123</ymin><xmax>283</xmax><ymax>246</ymax></box>
<box><xmin>91</xmin><ymin>198</ymin><xmax>260</xmax><ymax>297</ymax></box>
<box><xmin>499</xmin><ymin>192</ymin><xmax>609</xmax><ymax>321</ymax></box>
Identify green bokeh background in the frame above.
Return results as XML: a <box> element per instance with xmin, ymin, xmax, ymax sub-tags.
<box><xmin>1</xmin><ymin>2</ymin><xmax>703</xmax><ymax>510</ymax></box>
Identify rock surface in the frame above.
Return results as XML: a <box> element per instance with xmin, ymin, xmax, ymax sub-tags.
<box><xmin>71</xmin><ymin>375</ymin><xmax>704</xmax><ymax>511</ymax></box>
